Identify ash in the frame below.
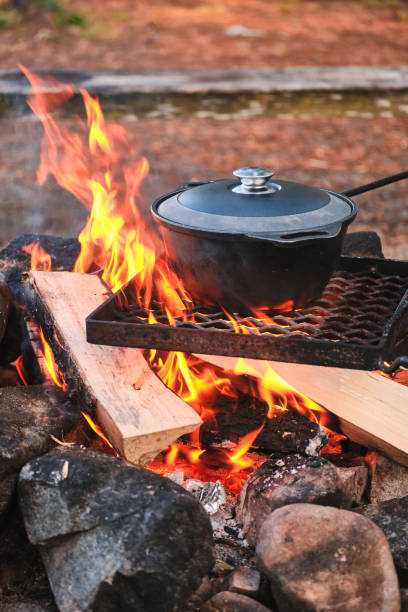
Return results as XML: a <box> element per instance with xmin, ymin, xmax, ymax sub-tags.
<box><xmin>166</xmin><ymin>471</ymin><xmax>253</xmax><ymax>569</ymax></box>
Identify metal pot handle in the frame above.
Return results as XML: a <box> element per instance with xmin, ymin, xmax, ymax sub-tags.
<box><xmin>244</xmin><ymin>222</ymin><xmax>343</xmax><ymax>246</ymax></box>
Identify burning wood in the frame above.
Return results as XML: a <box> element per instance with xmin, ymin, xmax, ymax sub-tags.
<box><xmin>15</xmin><ymin>65</ymin><xmax>408</xmax><ymax>491</ymax></box>
<box><xmin>197</xmin><ymin>353</ymin><xmax>408</xmax><ymax>469</ymax></box>
<box><xmin>30</xmin><ymin>270</ymin><xmax>201</xmax><ymax>465</ymax></box>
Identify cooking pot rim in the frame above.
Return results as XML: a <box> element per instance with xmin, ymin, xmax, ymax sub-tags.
<box><xmin>152</xmin><ymin>187</ymin><xmax>357</xmax><ymax>246</ymax></box>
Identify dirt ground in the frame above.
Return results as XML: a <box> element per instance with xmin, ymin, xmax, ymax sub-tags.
<box><xmin>1</xmin><ymin>0</ymin><xmax>408</xmax><ymax>256</ymax></box>
<box><xmin>1</xmin><ymin>0</ymin><xmax>408</xmax><ymax>71</ymax></box>
<box><xmin>1</xmin><ymin>113</ymin><xmax>407</xmax><ymax>256</ymax></box>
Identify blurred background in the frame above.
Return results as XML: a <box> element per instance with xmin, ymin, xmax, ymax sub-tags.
<box><xmin>0</xmin><ymin>0</ymin><xmax>408</xmax><ymax>256</ymax></box>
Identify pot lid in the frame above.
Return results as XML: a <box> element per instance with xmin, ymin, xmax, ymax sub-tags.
<box><xmin>153</xmin><ymin>167</ymin><xmax>357</xmax><ymax>237</ymax></box>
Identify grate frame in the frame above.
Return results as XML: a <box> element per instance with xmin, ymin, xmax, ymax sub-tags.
<box><xmin>86</xmin><ymin>256</ymin><xmax>408</xmax><ymax>372</ymax></box>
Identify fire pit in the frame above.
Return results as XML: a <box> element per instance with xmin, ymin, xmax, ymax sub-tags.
<box><xmin>0</xmin><ymin>67</ymin><xmax>407</xmax><ymax>612</ymax></box>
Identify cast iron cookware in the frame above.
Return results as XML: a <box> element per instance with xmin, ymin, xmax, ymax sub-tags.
<box><xmin>152</xmin><ymin>167</ymin><xmax>358</xmax><ymax>312</ymax></box>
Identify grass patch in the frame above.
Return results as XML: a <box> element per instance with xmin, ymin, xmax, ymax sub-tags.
<box><xmin>0</xmin><ymin>8</ymin><xmax>20</xmax><ymax>31</ymax></box>
<box><xmin>33</xmin><ymin>0</ymin><xmax>87</xmax><ymax>28</ymax></box>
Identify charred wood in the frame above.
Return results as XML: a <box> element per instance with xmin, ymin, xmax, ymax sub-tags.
<box><xmin>342</xmin><ymin>231</ymin><xmax>384</xmax><ymax>258</ymax></box>
<box><xmin>200</xmin><ymin>392</ymin><xmax>327</xmax><ymax>457</ymax></box>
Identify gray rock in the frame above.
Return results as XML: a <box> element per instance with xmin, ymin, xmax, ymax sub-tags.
<box><xmin>2</xmin><ymin>602</ymin><xmax>57</xmax><ymax>612</ymax></box>
<box><xmin>225</xmin><ymin>25</ymin><xmax>265</xmax><ymax>37</ymax></box>
<box><xmin>201</xmin><ymin>591</ymin><xmax>273</xmax><ymax>612</ymax></box>
<box><xmin>228</xmin><ymin>567</ymin><xmax>261</xmax><ymax>598</ymax></box>
<box><xmin>0</xmin><ymin>280</ymin><xmax>12</xmax><ymax>345</ymax></box>
<box><xmin>0</xmin><ymin>510</ymin><xmax>56</xmax><ymax>610</ymax></box>
<box><xmin>336</xmin><ymin>464</ymin><xmax>368</xmax><ymax>505</ymax></box>
<box><xmin>184</xmin><ymin>576</ymin><xmax>227</xmax><ymax>612</ymax></box>
<box><xmin>342</xmin><ymin>231</ymin><xmax>384</xmax><ymax>258</ymax></box>
<box><xmin>355</xmin><ymin>495</ymin><xmax>408</xmax><ymax>571</ymax></box>
<box><xmin>19</xmin><ymin>447</ymin><xmax>214</xmax><ymax>612</ymax></box>
<box><xmin>401</xmin><ymin>588</ymin><xmax>408</xmax><ymax>612</ymax></box>
<box><xmin>0</xmin><ymin>303</ymin><xmax>25</xmax><ymax>366</ymax></box>
<box><xmin>0</xmin><ymin>364</ymin><xmax>20</xmax><ymax>386</ymax></box>
<box><xmin>237</xmin><ymin>454</ymin><xmax>351</xmax><ymax>546</ymax></box>
<box><xmin>367</xmin><ymin>454</ymin><xmax>408</xmax><ymax>503</ymax></box>
<box><xmin>0</xmin><ymin>385</ymin><xmax>76</xmax><ymax>516</ymax></box>
<box><xmin>257</xmin><ymin>504</ymin><xmax>400</xmax><ymax>612</ymax></box>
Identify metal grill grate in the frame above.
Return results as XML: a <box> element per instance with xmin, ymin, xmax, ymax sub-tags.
<box><xmin>86</xmin><ymin>257</ymin><xmax>408</xmax><ymax>371</ymax></box>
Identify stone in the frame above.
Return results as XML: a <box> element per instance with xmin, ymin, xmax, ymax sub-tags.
<box><xmin>0</xmin><ymin>364</ymin><xmax>20</xmax><ymax>387</ymax></box>
<box><xmin>336</xmin><ymin>464</ymin><xmax>368</xmax><ymax>505</ymax></box>
<box><xmin>2</xmin><ymin>602</ymin><xmax>57</xmax><ymax>612</ymax></box>
<box><xmin>184</xmin><ymin>574</ymin><xmax>238</xmax><ymax>612</ymax></box>
<box><xmin>257</xmin><ymin>504</ymin><xmax>400</xmax><ymax>612</ymax></box>
<box><xmin>401</xmin><ymin>589</ymin><xmax>408</xmax><ymax>612</ymax></box>
<box><xmin>19</xmin><ymin>447</ymin><xmax>214</xmax><ymax>612</ymax></box>
<box><xmin>0</xmin><ymin>303</ymin><xmax>25</xmax><ymax>366</ymax></box>
<box><xmin>228</xmin><ymin>567</ymin><xmax>261</xmax><ymax>598</ymax></box>
<box><xmin>0</xmin><ymin>280</ymin><xmax>12</xmax><ymax>345</ymax></box>
<box><xmin>225</xmin><ymin>25</ymin><xmax>265</xmax><ymax>37</ymax></box>
<box><xmin>355</xmin><ymin>495</ymin><xmax>408</xmax><ymax>571</ymax></box>
<box><xmin>0</xmin><ymin>385</ymin><xmax>77</xmax><ymax>516</ymax></box>
<box><xmin>201</xmin><ymin>591</ymin><xmax>273</xmax><ymax>612</ymax></box>
<box><xmin>237</xmin><ymin>454</ymin><xmax>351</xmax><ymax>546</ymax></box>
<box><xmin>0</xmin><ymin>509</ymin><xmax>55</xmax><ymax>610</ymax></box>
<box><xmin>342</xmin><ymin>231</ymin><xmax>384</xmax><ymax>258</ymax></box>
<box><xmin>366</xmin><ymin>453</ymin><xmax>408</xmax><ymax>503</ymax></box>
<box><xmin>184</xmin><ymin>577</ymin><xmax>224</xmax><ymax>612</ymax></box>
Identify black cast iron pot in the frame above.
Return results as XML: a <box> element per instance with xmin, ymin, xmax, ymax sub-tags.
<box><xmin>151</xmin><ymin>167</ymin><xmax>358</xmax><ymax>312</ymax></box>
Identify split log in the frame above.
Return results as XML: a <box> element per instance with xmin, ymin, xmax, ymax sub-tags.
<box><xmin>195</xmin><ymin>354</ymin><xmax>408</xmax><ymax>468</ymax></box>
<box><xmin>30</xmin><ymin>271</ymin><xmax>201</xmax><ymax>465</ymax></box>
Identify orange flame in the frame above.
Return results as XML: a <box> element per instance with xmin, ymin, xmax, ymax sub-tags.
<box><xmin>81</xmin><ymin>411</ymin><xmax>119</xmax><ymax>455</ymax></box>
<box><xmin>39</xmin><ymin>327</ymin><xmax>67</xmax><ymax>391</ymax></box>
<box><xmin>22</xmin><ymin>242</ymin><xmax>52</xmax><ymax>271</ymax></box>
<box><xmin>228</xmin><ymin>424</ymin><xmax>264</xmax><ymax>471</ymax></box>
<box><xmin>22</xmin><ymin>65</ymin><xmax>339</xmax><ymax>495</ymax></box>
<box><xmin>15</xmin><ymin>354</ymin><xmax>28</xmax><ymax>386</ymax></box>
<box><xmin>234</xmin><ymin>357</ymin><xmax>327</xmax><ymax>424</ymax></box>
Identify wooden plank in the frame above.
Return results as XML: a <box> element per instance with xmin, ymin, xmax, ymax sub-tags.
<box><xmin>30</xmin><ymin>271</ymin><xmax>201</xmax><ymax>465</ymax></box>
<box><xmin>195</xmin><ymin>353</ymin><xmax>408</xmax><ymax>467</ymax></box>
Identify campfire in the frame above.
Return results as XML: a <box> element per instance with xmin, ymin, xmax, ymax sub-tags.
<box><xmin>19</xmin><ymin>65</ymin><xmax>339</xmax><ymax>487</ymax></box>
<box><xmin>0</xmin><ymin>67</ymin><xmax>407</xmax><ymax>611</ymax></box>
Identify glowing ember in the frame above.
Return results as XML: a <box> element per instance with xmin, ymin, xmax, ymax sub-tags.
<box><xmin>21</xmin><ymin>65</ymin><xmax>338</xmax><ymax>495</ymax></box>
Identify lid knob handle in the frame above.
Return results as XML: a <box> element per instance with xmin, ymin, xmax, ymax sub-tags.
<box><xmin>232</xmin><ymin>167</ymin><xmax>281</xmax><ymax>195</ymax></box>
